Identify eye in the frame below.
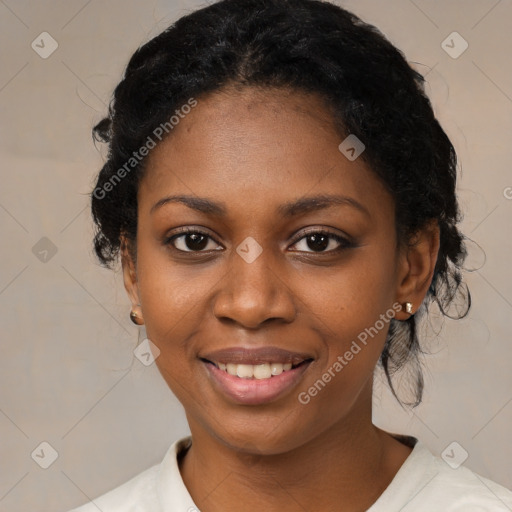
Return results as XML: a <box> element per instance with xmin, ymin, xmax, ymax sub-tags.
<box><xmin>164</xmin><ymin>228</ymin><xmax>223</xmax><ymax>253</ymax></box>
<box><xmin>290</xmin><ymin>229</ymin><xmax>352</xmax><ymax>253</ymax></box>
<box><xmin>164</xmin><ymin>227</ymin><xmax>353</xmax><ymax>255</ymax></box>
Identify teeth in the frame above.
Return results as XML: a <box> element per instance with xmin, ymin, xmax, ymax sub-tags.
<box><xmin>271</xmin><ymin>363</ymin><xmax>283</xmax><ymax>375</ymax></box>
<box><xmin>254</xmin><ymin>364</ymin><xmax>271</xmax><ymax>379</ymax></box>
<box><xmin>226</xmin><ymin>363</ymin><xmax>238</xmax><ymax>376</ymax></box>
<box><xmin>217</xmin><ymin>361</ymin><xmax>298</xmax><ymax>379</ymax></box>
<box><xmin>236</xmin><ymin>364</ymin><xmax>253</xmax><ymax>379</ymax></box>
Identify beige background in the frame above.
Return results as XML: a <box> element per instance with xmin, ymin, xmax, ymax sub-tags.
<box><xmin>0</xmin><ymin>1</ymin><xmax>511</xmax><ymax>510</ymax></box>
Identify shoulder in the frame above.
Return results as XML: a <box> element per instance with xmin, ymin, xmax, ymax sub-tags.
<box><xmin>422</xmin><ymin>448</ymin><xmax>512</xmax><ymax>511</ymax></box>
<box><xmin>67</xmin><ymin>464</ymin><xmax>160</xmax><ymax>512</ymax></box>
<box><xmin>67</xmin><ymin>436</ymin><xmax>193</xmax><ymax>512</ymax></box>
<box><xmin>371</xmin><ymin>438</ymin><xmax>512</xmax><ymax>512</ymax></box>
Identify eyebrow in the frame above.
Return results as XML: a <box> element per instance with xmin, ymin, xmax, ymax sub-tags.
<box><xmin>150</xmin><ymin>193</ymin><xmax>370</xmax><ymax>218</ymax></box>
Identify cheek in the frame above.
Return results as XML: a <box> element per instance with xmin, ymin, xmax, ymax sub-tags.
<box><xmin>298</xmin><ymin>247</ymin><xmax>397</xmax><ymax>335</ymax></box>
<box><xmin>296</xmin><ymin>300</ymin><xmax>391</xmax><ymax>424</ymax></box>
<box><xmin>137</xmin><ymin>238</ymin><xmax>210</xmax><ymax>322</ymax></box>
<box><xmin>135</xmin><ymin>249</ymin><xmax>210</xmax><ymax>373</ymax></box>
<box><xmin>294</xmin><ymin>250</ymin><xmax>397</xmax><ymax>395</ymax></box>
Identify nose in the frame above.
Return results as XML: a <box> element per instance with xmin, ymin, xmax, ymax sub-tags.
<box><xmin>212</xmin><ymin>244</ymin><xmax>296</xmax><ymax>329</ymax></box>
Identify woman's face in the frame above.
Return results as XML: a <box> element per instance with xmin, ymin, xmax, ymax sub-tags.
<box><xmin>123</xmin><ymin>86</ymin><xmax>421</xmax><ymax>454</ymax></box>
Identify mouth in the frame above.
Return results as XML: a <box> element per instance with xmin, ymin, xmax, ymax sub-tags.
<box><xmin>199</xmin><ymin>346</ymin><xmax>314</xmax><ymax>405</ymax></box>
<box><xmin>200</xmin><ymin>358</ymin><xmax>313</xmax><ymax>379</ymax></box>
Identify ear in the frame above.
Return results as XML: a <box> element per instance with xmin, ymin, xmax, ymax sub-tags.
<box><xmin>394</xmin><ymin>219</ymin><xmax>440</xmax><ymax>319</ymax></box>
<box><xmin>120</xmin><ymin>235</ymin><xmax>141</xmax><ymax>307</ymax></box>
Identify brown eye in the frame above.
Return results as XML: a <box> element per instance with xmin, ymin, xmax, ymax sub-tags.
<box><xmin>165</xmin><ymin>229</ymin><xmax>223</xmax><ymax>253</ymax></box>
<box><xmin>290</xmin><ymin>230</ymin><xmax>352</xmax><ymax>253</ymax></box>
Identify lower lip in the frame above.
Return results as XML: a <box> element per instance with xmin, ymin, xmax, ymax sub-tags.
<box><xmin>203</xmin><ymin>361</ymin><xmax>312</xmax><ymax>405</ymax></box>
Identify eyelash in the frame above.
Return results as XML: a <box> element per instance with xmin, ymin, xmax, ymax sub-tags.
<box><xmin>163</xmin><ymin>227</ymin><xmax>353</xmax><ymax>255</ymax></box>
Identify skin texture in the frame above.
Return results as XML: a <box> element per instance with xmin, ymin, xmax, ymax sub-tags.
<box><xmin>121</xmin><ymin>85</ymin><xmax>440</xmax><ymax>512</ymax></box>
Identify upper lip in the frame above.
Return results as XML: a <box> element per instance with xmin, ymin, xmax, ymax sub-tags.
<box><xmin>201</xmin><ymin>346</ymin><xmax>314</xmax><ymax>366</ymax></box>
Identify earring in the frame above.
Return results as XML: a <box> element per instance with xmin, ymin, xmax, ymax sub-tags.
<box><xmin>404</xmin><ymin>301</ymin><xmax>413</xmax><ymax>314</ymax></box>
<box><xmin>130</xmin><ymin>304</ymin><xmax>144</xmax><ymax>325</ymax></box>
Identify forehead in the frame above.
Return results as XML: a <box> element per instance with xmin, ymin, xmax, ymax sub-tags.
<box><xmin>139</xmin><ymin>86</ymin><xmax>390</xmax><ymax>219</ymax></box>
<box><xmin>191</xmin><ymin>85</ymin><xmax>341</xmax><ymax>132</ymax></box>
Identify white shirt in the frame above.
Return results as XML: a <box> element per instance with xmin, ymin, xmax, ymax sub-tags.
<box><xmin>68</xmin><ymin>435</ymin><xmax>512</xmax><ymax>511</ymax></box>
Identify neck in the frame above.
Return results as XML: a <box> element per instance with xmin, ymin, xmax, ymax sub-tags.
<box><xmin>179</xmin><ymin>388</ymin><xmax>411</xmax><ymax>512</ymax></box>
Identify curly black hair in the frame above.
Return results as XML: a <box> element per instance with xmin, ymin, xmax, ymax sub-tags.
<box><xmin>90</xmin><ymin>0</ymin><xmax>470</xmax><ymax>407</ymax></box>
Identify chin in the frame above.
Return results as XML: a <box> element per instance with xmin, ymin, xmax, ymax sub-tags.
<box><xmin>203</xmin><ymin>414</ymin><xmax>315</xmax><ymax>456</ymax></box>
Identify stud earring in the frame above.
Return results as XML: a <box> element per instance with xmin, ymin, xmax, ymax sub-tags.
<box><xmin>130</xmin><ymin>304</ymin><xmax>144</xmax><ymax>325</ymax></box>
<box><xmin>404</xmin><ymin>302</ymin><xmax>413</xmax><ymax>314</ymax></box>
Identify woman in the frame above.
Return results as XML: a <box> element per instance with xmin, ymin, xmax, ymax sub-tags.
<box><xmin>70</xmin><ymin>0</ymin><xmax>512</xmax><ymax>510</ymax></box>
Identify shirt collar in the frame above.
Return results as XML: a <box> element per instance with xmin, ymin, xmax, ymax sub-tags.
<box><xmin>156</xmin><ymin>435</ymin><xmax>199</xmax><ymax>510</ymax></box>
<box><xmin>156</xmin><ymin>434</ymin><xmax>424</xmax><ymax>511</ymax></box>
